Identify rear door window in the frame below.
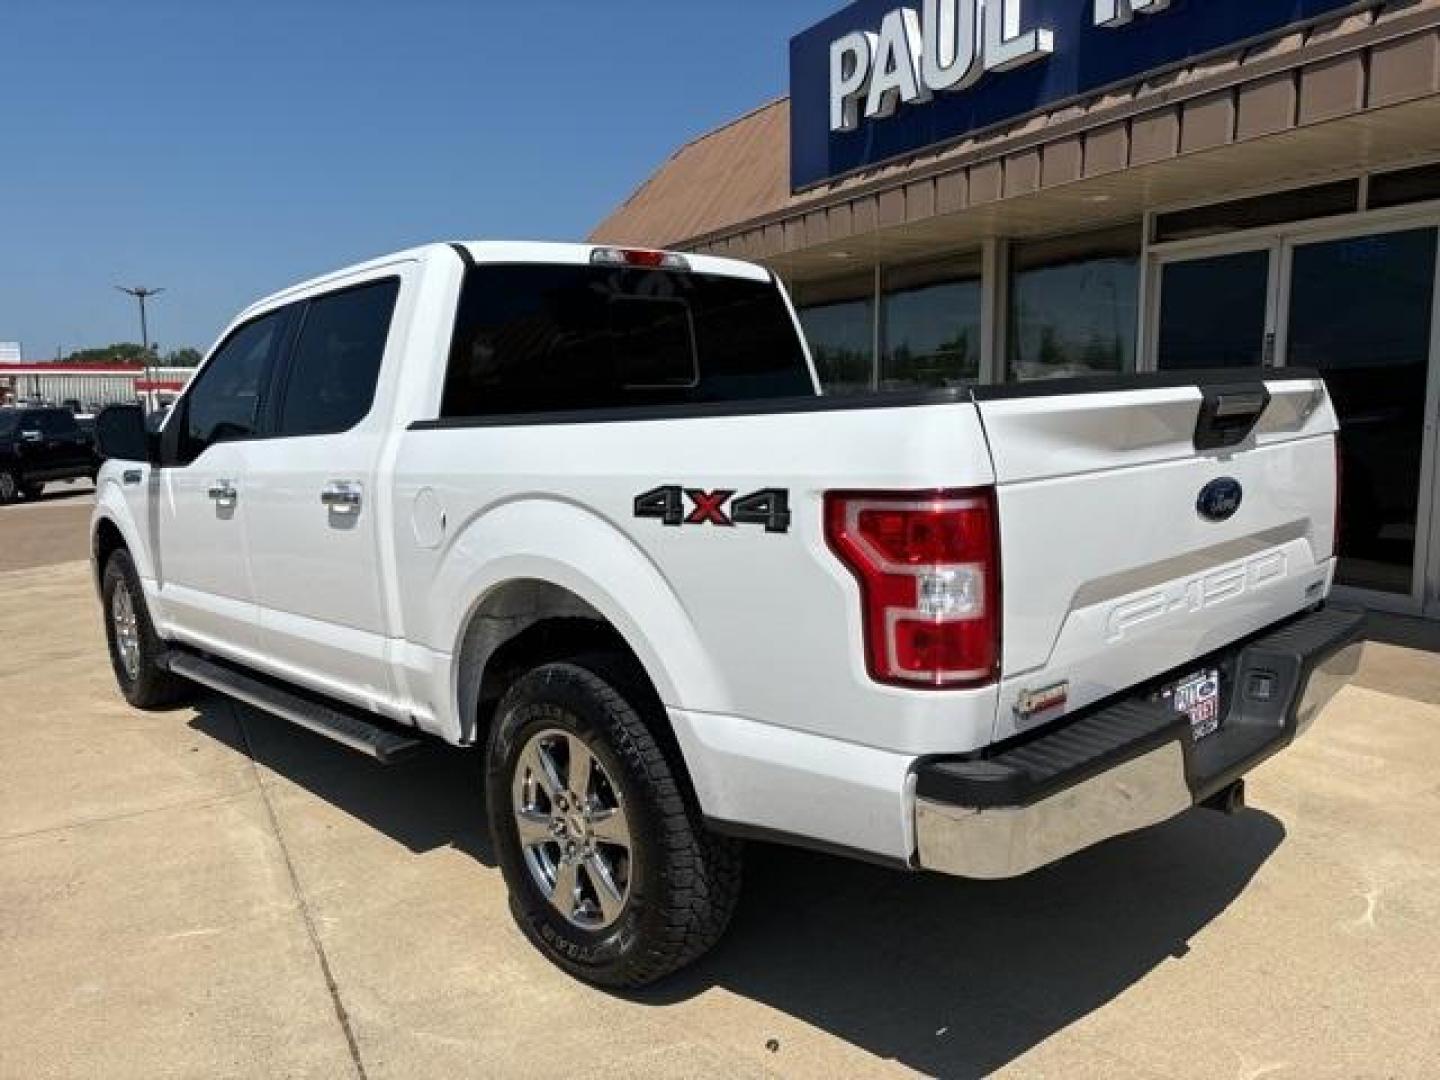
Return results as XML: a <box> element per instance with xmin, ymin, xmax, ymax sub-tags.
<box><xmin>441</xmin><ymin>264</ymin><xmax>814</xmax><ymax>418</ymax></box>
<box><xmin>276</xmin><ymin>278</ymin><xmax>400</xmax><ymax>437</ymax></box>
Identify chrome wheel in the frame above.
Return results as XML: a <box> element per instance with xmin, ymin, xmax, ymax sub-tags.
<box><xmin>512</xmin><ymin>728</ymin><xmax>632</xmax><ymax>931</ymax></box>
<box><xmin>111</xmin><ymin>582</ymin><xmax>142</xmax><ymax>681</ymax></box>
<box><xmin>0</xmin><ymin>472</ymin><xmax>15</xmax><ymax>502</ymax></box>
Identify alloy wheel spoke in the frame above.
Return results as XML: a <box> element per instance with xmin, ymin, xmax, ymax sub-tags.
<box><xmin>515</xmin><ymin>808</ymin><xmax>554</xmax><ymax>849</ymax></box>
<box><xmin>588</xmin><ymin>806</ymin><xmax>630</xmax><ymax>850</ymax></box>
<box><xmin>566</xmin><ymin>736</ymin><xmax>597</xmax><ymax>801</ymax></box>
<box><xmin>584</xmin><ymin>853</ymin><xmax>626</xmax><ymax>923</ymax></box>
<box><xmin>549</xmin><ymin>857</ymin><xmax>580</xmax><ymax>919</ymax></box>
<box><xmin>521</xmin><ymin>741</ymin><xmax>565</xmax><ymax>799</ymax></box>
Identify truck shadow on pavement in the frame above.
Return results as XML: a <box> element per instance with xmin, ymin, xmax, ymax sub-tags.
<box><xmin>188</xmin><ymin>695</ymin><xmax>1282</xmax><ymax>1079</ymax></box>
<box><xmin>643</xmin><ymin>809</ymin><xmax>1283</xmax><ymax>1077</ymax></box>
<box><xmin>186</xmin><ymin>697</ymin><xmax>497</xmax><ymax>867</ymax></box>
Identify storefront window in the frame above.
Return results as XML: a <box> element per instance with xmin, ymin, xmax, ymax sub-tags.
<box><xmin>1156</xmin><ymin>250</ymin><xmax>1271</xmax><ymax>370</ymax></box>
<box><xmin>881</xmin><ymin>254</ymin><xmax>982</xmax><ymax>390</ymax></box>
<box><xmin>794</xmin><ymin>272</ymin><xmax>875</xmax><ymax>395</ymax></box>
<box><xmin>1008</xmin><ymin>225</ymin><xmax>1141</xmax><ymax>382</ymax></box>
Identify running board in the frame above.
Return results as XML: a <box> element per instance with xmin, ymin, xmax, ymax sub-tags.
<box><xmin>167</xmin><ymin>651</ymin><xmax>424</xmax><ymax>764</ymax></box>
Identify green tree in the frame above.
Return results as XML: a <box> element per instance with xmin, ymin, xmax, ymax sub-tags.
<box><xmin>65</xmin><ymin>343</ymin><xmax>154</xmax><ymax>364</ymax></box>
<box><xmin>163</xmin><ymin>347</ymin><xmax>203</xmax><ymax>367</ymax></box>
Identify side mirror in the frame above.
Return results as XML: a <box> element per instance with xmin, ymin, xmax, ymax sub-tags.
<box><xmin>96</xmin><ymin>404</ymin><xmax>159</xmax><ymax>465</ymax></box>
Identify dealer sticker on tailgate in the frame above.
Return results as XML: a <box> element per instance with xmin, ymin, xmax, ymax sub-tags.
<box><xmin>1162</xmin><ymin>669</ymin><xmax>1223</xmax><ymax>741</ymax></box>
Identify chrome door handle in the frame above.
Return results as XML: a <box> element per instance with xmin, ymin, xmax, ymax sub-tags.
<box><xmin>207</xmin><ymin>480</ymin><xmax>238</xmax><ymax>508</ymax></box>
<box><xmin>320</xmin><ymin>481</ymin><xmax>363</xmax><ymax>515</ymax></box>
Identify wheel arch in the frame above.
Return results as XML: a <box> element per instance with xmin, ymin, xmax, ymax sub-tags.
<box><xmin>90</xmin><ymin>482</ymin><xmax>154</xmax><ymax>595</ymax></box>
<box><xmin>92</xmin><ymin>516</ymin><xmax>128</xmax><ymax>591</ymax></box>
<box><xmin>428</xmin><ymin>499</ymin><xmax>727</xmax><ymax>737</ymax></box>
<box><xmin>451</xmin><ymin>578</ymin><xmax>683</xmax><ymax>762</ymax></box>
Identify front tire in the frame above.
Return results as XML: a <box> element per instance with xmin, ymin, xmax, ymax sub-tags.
<box><xmin>485</xmin><ymin>656</ymin><xmax>742</xmax><ymax>988</ymax></box>
<box><xmin>102</xmin><ymin>549</ymin><xmax>189</xmax><ymax>709</ymax></box>
<box><xmin>20</xmin><ymin>481</ymin><xmax>44</xmax><ymax>500</ymax></box>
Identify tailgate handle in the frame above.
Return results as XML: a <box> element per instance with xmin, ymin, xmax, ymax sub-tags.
<box><xmin>1195</xmin><ymin>384</ymin><xmax>1270</xmax><ymax>452</ymax></box>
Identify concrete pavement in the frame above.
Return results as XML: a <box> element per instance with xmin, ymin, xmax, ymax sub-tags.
<box><xmin>1</xmin><ymin>549</ymin><xmax>1438</xmax><ymax>1077</ymax></box>
<box><xmin>0</xmin><ymin>483</ymin><xmax>95</xmax><ymax>573</ymax></box>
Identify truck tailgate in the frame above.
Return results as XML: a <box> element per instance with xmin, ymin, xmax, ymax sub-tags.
<box><xmin>973</xmin><ymin>372</ymin><xmax>1339</xmax><ymax>743</ymax></box>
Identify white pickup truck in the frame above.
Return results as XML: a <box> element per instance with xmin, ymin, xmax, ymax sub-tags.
<box><xmin>91</xmin><ymin>241</ymin><xmax>1364</xmax><ymax>987</ymax></box>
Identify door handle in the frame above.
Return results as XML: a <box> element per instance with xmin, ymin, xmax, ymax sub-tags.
<box><xmin>320</xmin><ymin>481</ymin><xmax>363</xmax><ymax>515</ymax></box>
<box><xmin>207</xmin><ymin>480</ymin><xmax>238</xmax><ymax>508</ymax></box>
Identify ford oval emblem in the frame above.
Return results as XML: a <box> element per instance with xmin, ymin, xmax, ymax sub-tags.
<box><xmin>1197</xmin><ymin>478</ymin><xmax>1243</xmax><ymax>523</ymax></box>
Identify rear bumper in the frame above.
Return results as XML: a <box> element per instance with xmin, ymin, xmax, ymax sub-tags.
<box><xmin>914</xmin><ymin>605</ymin><xmax>1366</xmax><ymax>880</ymax></box>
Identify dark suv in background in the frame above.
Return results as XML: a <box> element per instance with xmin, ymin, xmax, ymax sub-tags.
<box><xmin>0</xmin><ymin>407</ymin><xmax>100</xmax><ymax>503</ymax></box>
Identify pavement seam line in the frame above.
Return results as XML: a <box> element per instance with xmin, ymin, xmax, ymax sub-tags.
<box><xmin>230</xmin><ymin>699</ymin><xmax>370</xmax><ymax>1080</ymax></box>
<box><xmin>0</xmin><ymin>786</ymin><xmax>259</xmax><ymax>844</ymax></box>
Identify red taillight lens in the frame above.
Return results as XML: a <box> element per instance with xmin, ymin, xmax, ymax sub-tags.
<box><xmin>825</xmin><ymin>490</ymin><xmax>1000</xmax><ymax>689</ymax></box>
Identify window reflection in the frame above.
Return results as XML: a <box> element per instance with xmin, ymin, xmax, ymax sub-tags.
<box><xmin>794</xmin><ymin>272</ymin><xmax>875</xmax><ymax>395</ymax></box>
<box><xmin>1008</xmin><ymin>226</ymin><xmax>1140</xmax><ymax>381</ymax></box>
<box><xmin>882</xmin><ymin>255</ymin><xmax>981</xmax><ymax>390</ymax></box>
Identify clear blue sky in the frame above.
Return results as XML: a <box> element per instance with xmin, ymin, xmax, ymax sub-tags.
<box><xmin>1</xmin><ymin>0</ymin><xmax>836</xmax><ymax>359</ymax></box>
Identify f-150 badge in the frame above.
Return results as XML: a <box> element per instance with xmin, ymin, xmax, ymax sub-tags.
<box><xmin>634</xmin><ymin>486</ymin><xmax>791</xmax><ymax>534</ymax></box>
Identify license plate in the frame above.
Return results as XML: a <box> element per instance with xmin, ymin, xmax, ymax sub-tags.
<box><xmin>1163</xmin><ymin>669</ymin><xmax>1223</xmax><ymax>741</ymax></box>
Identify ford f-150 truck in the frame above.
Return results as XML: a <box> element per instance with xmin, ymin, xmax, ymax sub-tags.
<box><xmin>91</xmin><ymin>241</ymin><xmax>1364</xmax><ymax>987</ymax></box>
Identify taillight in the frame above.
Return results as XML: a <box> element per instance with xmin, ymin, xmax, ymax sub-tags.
<box><xmin>591</xmin><ymin>246</ymin><xmax>691</xmax><ymax>271</ymax></box>
<box><xmin>825</xmin><ymin>489</ymin><xmax>1000</xmax><ymax>689</ymax></box>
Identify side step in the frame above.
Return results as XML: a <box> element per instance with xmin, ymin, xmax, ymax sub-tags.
<box><xmin>167</xmin><ymin>650</ymin><xmax>425</xmax><ymax>764</ymax></box>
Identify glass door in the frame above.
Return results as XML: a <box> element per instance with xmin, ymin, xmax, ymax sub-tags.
<box><xmin>1151</xmin><ymin>244</ymin><xmax>1278</xmax><ymax>370</ymax></box>
<box><xmin>1280</xmin><ymin>226</ymin><xmax>1439</xmax><ymax>608</ymax></box>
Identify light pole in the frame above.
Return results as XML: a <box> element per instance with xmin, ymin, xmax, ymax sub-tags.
<box><xmin>116</xmin><ymin>286</ymin><xmax>164</xmax><ymax>411</ymax></box>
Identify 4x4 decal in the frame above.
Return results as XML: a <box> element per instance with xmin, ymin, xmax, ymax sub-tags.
<box><xmin>634</xmin><ymin>486</ymin><xmax>791</xmax><ymax>534</ymax></box>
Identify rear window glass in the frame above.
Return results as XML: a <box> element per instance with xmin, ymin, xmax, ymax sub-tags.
<box><xmin>440</xmin><ymin>264</ymin><xmax>814</xmax><ymax>418</ymax></box>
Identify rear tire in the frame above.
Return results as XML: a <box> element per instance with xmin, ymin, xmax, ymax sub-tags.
<box><xmin>102</xmin><ymin>548</ymin><xmax>190</xmax><ymax>709</ymax></box>
<box><xmin>485</xmin><ymin>655</ymin><xmax>742</xmax><ymax>988</ymax></box>
<box><xmin>20</xmin><ymin>481</ymin><xmax>44</xmax><ymax>500</ymax></box>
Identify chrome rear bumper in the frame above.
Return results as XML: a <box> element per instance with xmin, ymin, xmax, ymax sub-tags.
<box><xmin>914</xmin><ymin>606</ymin><xmax>1365</xmax><ymax>880</ymax></box>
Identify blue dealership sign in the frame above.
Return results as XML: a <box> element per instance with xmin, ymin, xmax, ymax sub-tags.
<box><xmin>791</xmin><ymin>0</ymin><xmax>1369</xmax><ymax>191</ymax></box>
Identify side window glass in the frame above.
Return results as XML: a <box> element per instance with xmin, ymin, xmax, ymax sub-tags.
<box><xmin>181</xmin><ymin>311</ymin><xmax>285</xmax><ymax>462</ymax></box>
<box><xmin>44</xmin><ymin>412</ymin><xmax>80</xmax><ymax>437</ymax></box>
<box><xmin>278</xmin><ymin>279</ymin><xmax>399</xmax><ymax>437</ymax></box>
